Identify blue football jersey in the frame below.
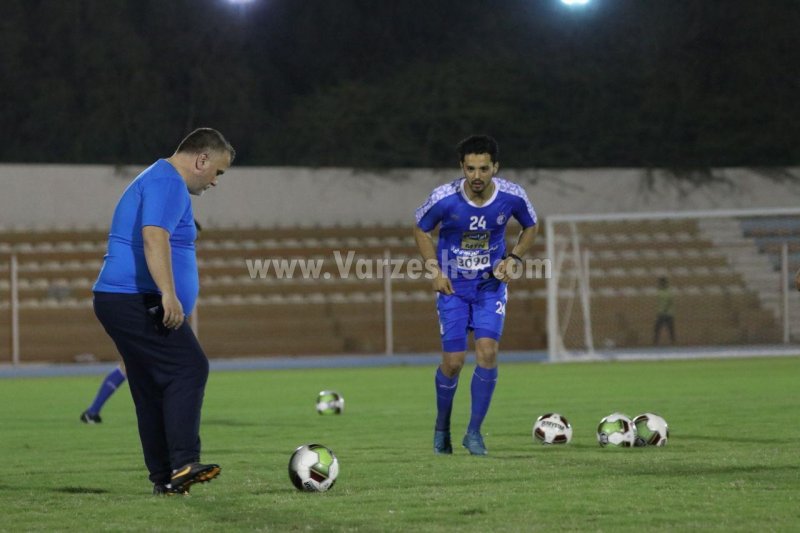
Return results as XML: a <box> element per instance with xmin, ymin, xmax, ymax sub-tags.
<box><xmin>415</xmin><ymin>177</ymin><xmax>537</xmax><ymax>280</ymax></box>
<box><xmin>94</xmin><ymin>159</ymin><xmax>199</xmax><ymax>314</ymax></box>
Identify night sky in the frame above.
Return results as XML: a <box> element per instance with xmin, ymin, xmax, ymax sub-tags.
<box><xmin>1</xmin><ymin>0</ymin><xmax>798</xmax><ymax>168</ymax></box>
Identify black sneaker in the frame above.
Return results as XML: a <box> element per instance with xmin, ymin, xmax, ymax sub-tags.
<box><xmin>169</xmin><ymin>462</ymin><xmax>221</xmax><ymax>492</ymax></box>
<box><xmin>153</xmin><ymin>483</ymin><xmax>189</xmax><ymax>496</ymax></box>
<box><xmin>80</xmin><ymin>411</ymin><xmax>102</xmax><ymax>424</ymax></box>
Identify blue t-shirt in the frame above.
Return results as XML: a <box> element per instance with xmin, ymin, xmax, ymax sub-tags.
<box><xmin>93</xmin><ymin>159</ymin><xmax>199</xmax><ymax>313</ymax></box>
<box><xmin>415</xmin><ymin>177</ymin><xmax>537</xmax><ymax>280</ymax></box>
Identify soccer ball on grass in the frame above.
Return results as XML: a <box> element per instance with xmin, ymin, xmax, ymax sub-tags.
<box><xmin>633</xmin><ymin>413</ymin><xmax>669</xmax><ymax>447</ymax></box>
<box><xmin>532</xmin><ymin>413</ymin><xmax>573</xmax><ymax>444</ymax></box>
<box><xmin>288</xmin><ymin>444</ymin><xmax>339</xmax><ymax>492</ymax></box>
<box><xmin>597</xmin><ymin>412</ymin><xmax>636</xmax><ymax>447</ymax></box>
<box><xmin>316</xmin><ymin>390</ymin><xmax>345</xmax><ymax>415</ymax></box>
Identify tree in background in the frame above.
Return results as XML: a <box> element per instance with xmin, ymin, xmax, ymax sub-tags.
<box><xmin>0</xmin><ymin>0</ymin><xmax>798</xmax><ymax>169</ymax></box>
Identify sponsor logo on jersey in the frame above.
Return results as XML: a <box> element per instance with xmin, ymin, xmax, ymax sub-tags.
<box><xmin>460</xmin><ymin>231</ymin><xmax>489</xmax><ymax>250</ymax></box>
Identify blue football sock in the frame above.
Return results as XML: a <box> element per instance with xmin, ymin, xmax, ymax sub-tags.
<box><xmin>434</xmin><ymin>367</ymin><xmax>459</xmax><ymax>432</ymax></box>
<box><xmin>87</xmin><ymin>367</ymin><xmax>126</xmax><ymax>415</ymax></box>
<box><xmin>467</xmin><ymin>366</ymin><xmax>498</xmax><ymax>434</ymax></box>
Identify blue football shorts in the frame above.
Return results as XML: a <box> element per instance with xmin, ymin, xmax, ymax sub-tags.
<box><xmin>436</xmin><ymin>276</ymin><xmax>508</xmax><ymax>353</ymax></box>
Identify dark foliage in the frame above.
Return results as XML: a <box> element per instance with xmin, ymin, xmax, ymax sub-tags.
<box><xmin>1</xmin><ymin>0</ymin><xmax>798</xmax><ymax>167</ymax></box>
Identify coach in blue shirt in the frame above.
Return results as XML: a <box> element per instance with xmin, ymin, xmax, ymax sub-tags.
<box><xmin>94</xmin><ymin>128</ymin><xmax>234</xmax><ymax>495</ymax></box>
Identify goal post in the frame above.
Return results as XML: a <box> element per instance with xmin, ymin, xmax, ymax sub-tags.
<box><xmin>546</xmin><ymin>207</ymin><xmax>800</xmax><ymax>361</ymax></box>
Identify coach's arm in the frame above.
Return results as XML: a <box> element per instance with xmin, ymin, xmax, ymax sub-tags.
<box><xmin>143</xmin><ymin>225</ymin><xmax>185</xmax><ymax>329</ymax></box>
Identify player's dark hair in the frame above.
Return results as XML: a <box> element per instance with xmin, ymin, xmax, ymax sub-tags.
<box><xmin>176</xmin><ymin>127</ymin><xmax>236</xmax><ymax>162</ymax></box>
<box><xmin>457</xmin><ymin>135</ymin><xmax>499</xmax><ymax>163</ymax></box>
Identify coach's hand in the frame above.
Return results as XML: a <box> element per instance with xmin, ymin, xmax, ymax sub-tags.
<box><xmin>432</xmin><ymin>271</ymin><xmax>454</xmax><ymax>295</ymax></box>
<box><xmin>161</xmin><ymin>292</ymin><xmax>185</xmax><ymax>329</ymax></box>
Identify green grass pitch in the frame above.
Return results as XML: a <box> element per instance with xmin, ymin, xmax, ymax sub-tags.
<box><xmin>1</xmin><ymin>357</ymin><xmax>799</xmax><ymax>531</ymax></box>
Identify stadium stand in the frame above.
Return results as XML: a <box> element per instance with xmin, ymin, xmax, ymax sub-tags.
<box><xmin>2</xmin><ymin>215</ymin><xmax>795</xmax><ymax>363</ymax></box>
<box><xmin>0</xmin><ymin>224</ymin><xmax>546</xmax><ymax>362</ymax></box>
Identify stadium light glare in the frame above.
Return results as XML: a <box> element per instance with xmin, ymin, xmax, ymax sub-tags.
<box><xmin>560</xmin><ymin>0</ymin><xmax>590</xmax><ymax>5</ymax></box>
<box><xmin>227</xmin><ymin>0</ymin><xmax>255</xmax><ymax>4</ymax></box>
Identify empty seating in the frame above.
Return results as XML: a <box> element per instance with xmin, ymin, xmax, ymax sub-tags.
<box><xmin>1</xmin><ymin>224</ymin><xmax>551</xmax><ymax>362</ymax></box>
<box><xmin>2</xmin><ymin>217</ymin><xmax>786</xmax><ymax>362</ymax></box>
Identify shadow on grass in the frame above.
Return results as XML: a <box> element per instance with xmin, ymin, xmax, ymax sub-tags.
<box><xmin>203</xmin><ymin>419</ymin><xmax>261</xmax><ymax>428</ymax></box>
<box><xmin>459</xmin><ymin>507</ymin><xmax>487</xmax><ymax>515</ymax></box>
<box><xmin>631</xmin><ymin>464</ymin><xmax>800</xmax><ymax>477</ymax></box>
<box><xmin>52</xmin><ymin>487</ymin><xmax>110</xmax><ymax>494</ymax></box>
<box><xmin>681</xmin><ymin>434</ymin><xmax>795</xmax><ymax>445</ymax></box>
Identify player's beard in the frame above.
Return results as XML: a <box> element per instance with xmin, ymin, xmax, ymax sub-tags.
<box><xmin>469</xmin><ymin>180</ymin><xmax>489</xmax><ymax>195</ymax></box>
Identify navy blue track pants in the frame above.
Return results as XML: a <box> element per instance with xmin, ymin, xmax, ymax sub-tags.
<box><xmin>93</xmin><ymin>292</ymin><xmax>209</xmax><ymax>484</ymax></box>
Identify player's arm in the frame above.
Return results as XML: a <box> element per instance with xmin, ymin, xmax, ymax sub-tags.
<box><xmin>142</xmin><ymin>225</ymin><xmax>184</xmax><ymax>328</ymax></box>
<box><xmin>413</xmin><ymin>226</ymin><xmax>454</xmax><ymax>295</ymax></box>
<box><xmin>509</xmin><ymin>224</ymin><xmax>538</xmax><ymax>259</ymax></box>
<box><xmin>494</xmin><ymin>225</ymin><xmax>538</xmax><ymax>282</ymax></box>
<box><xmin>795</xmin><ymin>266</ymin><xmax>800</xmax><ymax>291</ymax></box>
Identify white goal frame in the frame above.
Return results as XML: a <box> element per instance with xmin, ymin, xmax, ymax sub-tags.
<box><xmin>545</xmin><ymin>206</ymin><xmax>800</xmax><ymax>362</ymax></box>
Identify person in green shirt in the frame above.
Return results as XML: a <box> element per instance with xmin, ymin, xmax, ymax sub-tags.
<box><xmin>653</xmin><ymin>276</ymin><xmax>675</xmax><ymax>345</ymax></box>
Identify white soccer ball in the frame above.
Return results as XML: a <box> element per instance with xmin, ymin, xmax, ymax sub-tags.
<box><xmin>633</xmin><ymin>413</ymin><xmax>669</xmax><ymax>447</ymax></box>
<box><xmin>532</xmin><ymin>413</ymin><xmax>573</xmax><ymax>444</ymax></box>
<box><xmin>316</xmin><ymin>390</ymin><xmax>345</xmax><ymax>415</ymax></box>
<box><xmin>288</xmin><ymin>444</ymin><xmax>339</xmax><ymax>492</ymax></box>
<box><xmin>597</xmin><ymin>412</ymin><xmax>636</xmax><ymax>447</ymax></box>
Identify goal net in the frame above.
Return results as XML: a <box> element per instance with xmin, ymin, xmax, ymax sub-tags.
<box><xmin>546</xmin><ymin>208</ymin><xmax>800</xmax><ymax>361</ymax></box>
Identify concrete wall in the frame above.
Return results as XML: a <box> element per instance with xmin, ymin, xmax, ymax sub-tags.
<box><xmin>1</xmin><ymin>163</ymin><xmax>799</xmax><ymax>229</ymax></box>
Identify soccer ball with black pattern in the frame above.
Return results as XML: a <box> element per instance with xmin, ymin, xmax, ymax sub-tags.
<box><xmin>316</xmin><ymin>390</ymin><xmax>345</xmax><ymax>415</ymax></box>
<box><xmin>288</xmin><ymin>444</ymin><xmax>339</xmax><ymax>492</ymax></box>
<box><xmin>633</xmin><ymin>413</ymin><xmax>669</xmax><ymax>447</ymax></box>
<box><xmin>596</xmin><ymin>412</ymin><xmax>636</xmax><ymax>447</ymax></box>
<box><xmin>532</xmin><ymin>413</ymin><xmax>573</xmax><ymax>444</ymax></box>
